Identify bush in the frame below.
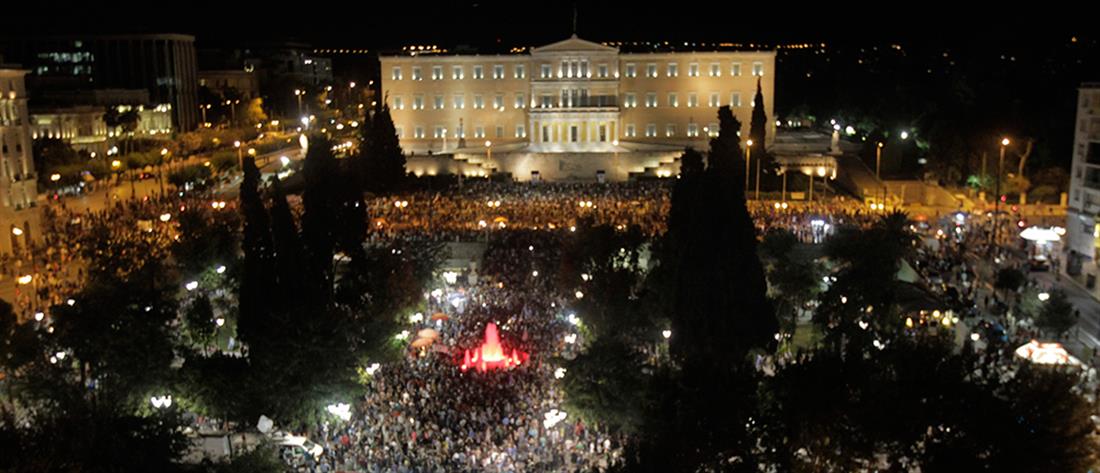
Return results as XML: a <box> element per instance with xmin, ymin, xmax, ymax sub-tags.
<box><xmin>169</xmin><ymin>164</ymin><xmax>213</xmax><ymax>188</ymax></box>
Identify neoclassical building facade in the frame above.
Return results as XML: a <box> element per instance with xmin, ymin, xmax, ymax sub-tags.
<box><xmin>381</xmin><ymin>36</ymin><xmax>775</xmax><ymax>181</ymax></box>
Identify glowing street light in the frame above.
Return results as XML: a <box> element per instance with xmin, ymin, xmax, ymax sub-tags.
<box><xmin>11</xmin><ymin>227</ymin><xmax>23</xmax><ymax>236</ymax></box>
<box><xmin>16</xmin><ymin>275</ymin><xmax>32</xmax><ymax>285</ymax></box>
<box><xmin>900</xmin><ymin>130</ymin><xmax>909</xmax><ymax>140</ymax></box>
<box><xmin>662</xmin><ymin>329</ymin><xmax>672</xmax><ymax>339</ymax></box>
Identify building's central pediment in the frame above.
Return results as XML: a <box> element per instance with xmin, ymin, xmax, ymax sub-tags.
<box><xmin>531</xmin><ymin>35</ymin><xmax>618</xmax><ymax>55</ymax></box>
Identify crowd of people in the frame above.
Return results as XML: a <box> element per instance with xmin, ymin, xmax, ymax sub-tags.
<box><xmin>301</xmin><ymin>230</ymin><xmax>623</xmax><ymax>472</ymax></box>
<box><xmin>0</xmin><ymin>194</ymin><xmax>229</xmax><ymax>321</ymax></box>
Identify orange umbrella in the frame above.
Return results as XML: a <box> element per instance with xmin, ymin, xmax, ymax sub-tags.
<box><xmin>431</xmin><ymin>312</ymin><xmax>449</xmax><ymax>321</ymax></box>
<box><xmin>417</xmin><ymin>328</ymin><xmax>440</xmax><ymax>340</ymax></box>
<box><xmin>410</xmin><ymin>337</ymin><xmax>435</xmax><ymax>349</ymax></box>
<box><xmin>493</xmin><ymin>216</ymin><xmax>508</xmax><ymax>223</ymax></box>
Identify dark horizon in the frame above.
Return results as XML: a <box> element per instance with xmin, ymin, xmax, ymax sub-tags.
<box><xmin>3</xmin><ymin>2</ymin><xmax>1091</xmax><ymax>51</ymax></box>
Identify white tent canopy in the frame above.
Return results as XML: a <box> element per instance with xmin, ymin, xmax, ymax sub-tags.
<box><xmin>1019</xmin><ymin>226</ymin><xmax>1065</xmax><ymax>243</ymax></box>
<box><xmin>1014</xmin><ymin>340</ymin><xmax>1083</xmax><ymax>366</ymax></box>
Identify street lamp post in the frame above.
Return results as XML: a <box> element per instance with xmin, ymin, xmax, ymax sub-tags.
<box><xmin>12</xmin><ymin>226</ymin><xmax>37</xmax><ymax>315</ymax></box>
<box><xmin>745</xmin><ymin>139</ymin><xmax>753</xmax><ymax>197</ymax></box>
<box><xmin>234</xmin><ymin>141</ymin><xmax>243</xmax><ymax>171</ymax></box>
<box><xmin>991</xmin><ymin>137</ymin><xmax>1009</xmax><ymax>252</ymax></box>
<box><xmin>159</xmin><ymin>148</ymin><xmax>168</xmax><ymax>196</ymax></box>
<box><xmin>754</xmin><ymin>141</ymin><xmax>762</xmax><ymax>200</ymax></box>
<box><xmin>808</xmin><ymin>170</ymin><xmax>814</xmax><ymax>202</ymax></box>
<box><xmin>294</xmin><ymin>89</ymin><xmax>304</xmax><ymax>116</ymax></box>
<box><xmin>781</xmin><ymin>169</ymin><xmax>787</xmax><ymax>202</ymax></box>
<box><xmin>875</xmin><ymin>141</ymin><xmax>884</xmax><ymax>180</ymax></box>
<box><xmin>485</xmin><ymin>140</ymin><xmax>492</xmax><ymax>164</ymax></box>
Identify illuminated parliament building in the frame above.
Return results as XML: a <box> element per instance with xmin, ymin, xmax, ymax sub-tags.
<box><xmin>381</xmin><ymin>36</ymin><xmax>775</xmax><ymax>181</ymax></box>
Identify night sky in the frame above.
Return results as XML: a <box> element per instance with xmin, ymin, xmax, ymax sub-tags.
<box><xmin>3</xmin><ymin>2</ymin><xmax>1086</xmax><ymax>51</ymax></box>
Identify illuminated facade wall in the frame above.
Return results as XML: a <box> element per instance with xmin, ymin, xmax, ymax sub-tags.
<box><xmin>1065</xmin><ymin>83</ymin><xmax>1100</xmax><ymax>289</ymax></box>
<box><xmin>0</xmin><ymin>67</ymin><xmax>38</xmax><ymax>256</ymax></box>
<box><xmin>381</xmin><ymin>36</ymin><xmax>775</xmax><ymax>156</ymax></box>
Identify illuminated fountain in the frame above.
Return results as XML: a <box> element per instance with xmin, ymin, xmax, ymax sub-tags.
<box><xmin>461</xmin><ymin>322</ymin><xmax>526</xmax><ymax>372</ymax></box>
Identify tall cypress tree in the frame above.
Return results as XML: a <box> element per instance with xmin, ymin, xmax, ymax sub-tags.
<box><xmin>645</xmin><ymin>107</ymin><xmax>778</xmax><ymax>470</ymax></box>
<box><xmin>362</xmin><ymin>101</ymin><xmax>406</xmax><ymax>193</ymax></box>
<box><xmin>750</xmin><ymin>77</ymin><xmax>768</xmax><ymax>156</ymax></box>
<box><xmin>268</xmin><ymin>177</ymin><xmax>312</xmax><ymax>313</ymax></box>
<box><xmin>669</xmin><ymin>106</ymin><xmax>776</xmax><ymax>368</ymax></box>
<box><xmin>237</xmin><ymin>156</ymin><xmax>274</xmax><ymax>349</ymax></box>
<box><xmin>301</xmin><ymin>133</ymin><xmax>339</xmax><ymax>299</ymax></box>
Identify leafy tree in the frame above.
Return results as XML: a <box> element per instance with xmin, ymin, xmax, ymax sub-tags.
<box><xmin>994</xmin><ymin>267</ymin><xmax>1026</xmax><ymax>298</ymax></box>
<box><xmin>244</xmin><ymin>97</ymin><xmax>268</xmax><ymax>125</ymax></box>
<box><xmin>1035</xmin><ymin>289</ymin><xmax>1075</xmax><ymax>338</ymax></box>
<box><xmin>0</xmin><ymin>299</ymin><xmax>39</xmax><ymax>417</ymax></box>
<box><xmin>32</xmin><ymin>138</ymin><xmax>85</xmax><ymax>185</ymax></box>
<box><xmin>562</xmin><ymin>336</ymin><xmax>652</xmax><ymax>435</ymax></box>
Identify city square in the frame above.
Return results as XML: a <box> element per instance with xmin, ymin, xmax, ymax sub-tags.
<box><xmin>1</xmin><ymin>4</ymin><xmax>1099</xmax><ymax>472</ymax></box>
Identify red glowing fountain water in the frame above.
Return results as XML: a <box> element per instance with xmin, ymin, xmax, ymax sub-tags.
<box><xmin>461</xmin><ymin>322</ymin><xmax>526</xmax><ymax>372</ymax></box>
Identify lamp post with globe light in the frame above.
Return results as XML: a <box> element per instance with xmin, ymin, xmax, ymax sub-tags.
<box><xmin>991</xmin><ymin>137</ymin><xmax>1010</xmax><ymax>252</ymax></box>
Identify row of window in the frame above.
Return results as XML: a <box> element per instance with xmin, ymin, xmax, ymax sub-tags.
<box><xmin>393</xmin><ymin>64</ymin><xmax>523</xmax><ymax>81</ymax></box>
<box><xmin>623</xmin><ymin>123</ymin><xmax>718</xmax><ymax>138</ymax></box>
<box><xmin>624</xmin><ymin>92</ymin><xmax>751</xmax><ymax>108</ymax></box>
<box><xmin>394</xmin><ymin>122</ymin><xmax>723</xmax><ymax>140</ymax></box>
<box><xmin>390</xmin><ymin>61</ymin><xmax>765</xmax><ymax>81</ymax></box>
<box><xmin>391</xmin><ymin>91</ymin><xmax>752</xmax><ymax>111</ymax></box>
<box><xmin>392</xmin><ymin>94</ymin><xmax>525</xmax><ymax>111</ymax></box>
<box><xmin>396</xmin><ymin>125</ymin><xmax>528</xmax><ymax>140</ymax></box>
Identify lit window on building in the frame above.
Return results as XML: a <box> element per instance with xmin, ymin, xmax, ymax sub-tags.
<box><xmin>666</xmin><ymin>63</ymin><xmax>678</xmax><ymax>77</ymax></box>
<box><xmin>541</xmin><ymin>64</ymin><xmax>551</xmax><ymax>79</ymax></box>
<box><xmin>452</xmin><ymin>66</ymin><xmax>464</xmax><ymax>80</ymax></box>
<box><xmin>392</xmin><ymin>67</ymin><xmax>403</xmax><ymax>80</ymax></box>
<box><xmin>625</xmin><ymin>93</ymin><xmax>636</xmax><ymax>108</ymax></box>
<box><xmin>626</xmin><ymin>124</ymin><xmax>636</xmax><ymax>137</ymax></box>
<box><xmin>687</xmin><ymin>123</ymin><xmax>699</xmax><ymax>137</ymax></box>
<box><xmin>433</xmin><ymin>95</ymin><xmax>444</xmax><ymax>110</ymax></box>
<box><xmin>514</xmin><ymin>65</ymin><xmax>525</xmax><ymax>79</ymax></box>
<box><xmin>688</xmin><ymin>63</ymin><xmax>699</xmax><ymax>77</ymax></box>
<box><xmin>494</xmin><ymin>95</ymin><xmax>504</xmax><ymax>109</ymax></box>
<box><xmin>493</xmin><ymin>65</ymin><xmax>504</xmax><ymax>79</ymax></box>
<box><xmin>432</xmin><ymin>66</ymin><xmax>443</xmax><ymax>80</ymax></box>
<box><xmin>496</xmin><ymin>126</ymin><xmax>504</xmax><ymax>138</ymax></box>
<box><xmin>666</xmin><ymin>124</ymin><xmax>677</xmax><ymax>137</ymax></box>
<box><xmin>731</xmin><ymin>92</ymin><xmax>741</xmax><ymax>107</ymax></box>
<box><xmin>474</xmin><ymin>65</ymin><xmax>484</xmax><ymax>79</ymax></box>
<box><xmin>709</xmin><ymin>93</ymin><xmax>719</xmax><ymax>108</ymax></box>
<box><xmin>515</xmin><ymin>125</ymin><xmax>526</xmax><ymax>138</ymax></box>
<box><xmin>474</xmin><ymin>95</ymin><xmax>484</xmax><ymax>109</ymax></box>
<box><xmin>687</xmin><ymin>93</ymin><xmax>698</xmax><ymax>108</ymax></box>
<box><xmin>414</xmin><ymin>127</ymin><xmax>424</xmax><ymax>138</ymax></box>
<box><xmin>645</xmin><ymin>93</ymin><xmax>657</xmax><ymax>108</ymax></box>
<box><xmin>753</xmin><ymin>62</ymin><xmax>764</xmax><ymax>76</ymax></box>
<box><xmin>668</xmin><ymin>93</ymin><xmax>678</xmax><ymax>108</ymax></box>
<box><xmin>646</xmin><ymin>63</ymin><xmax>657</xmax><ymax>78</ymax></box>
<box><xmin>413</xmin><ymin>95</ymin><xmax>424</xmax><ymax>110</ymax></box>
<box><xmin>453</xmin><ymin>95</ymin><xmax>464</xmax><ymax>109</ymax></box>
<box><xmin>514</xmin><ymin>93</ymin><xmax>525</xmax><ymax>109</ymax></box>
<box><xmin>710</xmin><ymin>63</ymin><xmax>721</xmax><ymax>77</ymax></box>
<box><xmin>646</xmin><ymin>124</ymin><xmax>657</xmax><ymax>137</ymax></box>
<box><xmin>393</xmin><ymin>96</ymin><xmax>404</xmax><ymax>110</ymax></box>
<box><xmin>474</xmin><ymin>126</ymin><xmax>484</xmax><ymax>138</ymax></box>
<box><xmin>731</xmin><ymin>63</ymin><xmax>741</xmax><ymax>76</ymax></box>
<box><xmin>412</xmin><ymin>67</ymin><xmax>422</xmax><ymax>81</ymax></box>
<box><xmin>625</xmin><ymin>63</ymin><xmax>636</xmax><ymax>78</ymax></box>
<box><xmin>433</xmin><ymin>126</ymin><xmax>444</xmax><ymax>138</ymax></box>
<box><xmin>598</xmin><ymin>64</ymin><xmax>608</xmax><ymax>78</ymax></box>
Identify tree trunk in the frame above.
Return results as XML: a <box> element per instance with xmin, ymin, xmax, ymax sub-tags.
<box><xmin>1016</xmin><ymin>138</ymin><xmax>1034</xmax><ymax>178</ymax></box>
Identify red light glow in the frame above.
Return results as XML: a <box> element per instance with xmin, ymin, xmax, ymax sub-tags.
<box><xmin>461</xmin><ymin>322</ymin><xmax>527</xmax><ymax>372</ymax></box>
